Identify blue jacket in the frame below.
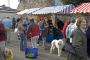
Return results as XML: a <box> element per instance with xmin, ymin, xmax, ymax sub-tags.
<box><xmin>2</xmin><ymin>18</ymin><xmax>12</xmax><ymax>29</ymax></box>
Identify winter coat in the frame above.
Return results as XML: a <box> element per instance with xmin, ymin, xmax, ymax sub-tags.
<box><xmin>27</xmin><ymin>23</ymin><xmax>40</xmax><ymax>37</ymax></box>
<box><xmin>2</xmin><ymin>18</ymin><xmax>12</xmax><ymax>29</ymax></box>
<box><xmin>86</xmin><ymin>26</ymin><xmax>90</xmax><ymax>39</ymax></box>
<box><xmin>66</xmin><ymin>23</ymin><xmax>77</xmax><ymax>39</ymax></box>
<box><xmin>18</xmin><ymin>22</ymin><xmax>25</xmax><ymax>33</ymax></box>
<box><xmin>53</xmin><ymin>27</ymin><xmax>63</xmax><ymax>40</ymax></box>
<box><xmin>57</xmin><ymin>20</ymin><xmax>64</xmax><ymax>30</ymax></box>
<box><xmin>38</xmin><ymin>21</ymin><xmax>47</xmax><ymax>36</ymax></box>
<box><xmin>86</xmin><ymin>26</ymin><xmax>90</xmax><ymax>56</ymax></box>
<box><xmin>62</xmin><ymin>20</ymin><xmax>69</xmax><ymax>38</ymax></box>
<box><xmin>0</xmin><ymin>23</ymin><xmax>6</xmax><ymax>42</ymax></box>
<box><xmin>67</xmin><ymin>28</ymin><xmax>87</xmax><ymax>60</ymax></box>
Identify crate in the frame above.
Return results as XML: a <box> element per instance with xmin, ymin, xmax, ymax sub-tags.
<box><xmin>25</xmin><ymin>48</ymin><xmax>38</xmax><ymax>59</ymax></box>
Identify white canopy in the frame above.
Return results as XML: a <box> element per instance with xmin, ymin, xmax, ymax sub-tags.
<box><xmin>16</xmin><ymin>9</ymin><xmax>29</xmax><ymax>15</ymax></box>
<box><xmin>32</xmin><ymin>4</ymin><xmax>74</xmax><ymax>14</ymax></box>
<box><xmin>17</xmin><ymin>4</ymin><xmax>74</xmax><ymax>15</ymax></box>
<box><xmin>17</xmin><ymin>8</ymin><xmax>41</xmax><ymax>15</ymax></box>
<box><xmin>26</xmin><ymin>8</ymin><xmax>41</xmax><ymax>14</ymax></box>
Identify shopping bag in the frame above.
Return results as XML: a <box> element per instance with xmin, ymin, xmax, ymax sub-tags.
<box><xmin>63</xmin><ymin>43</ymin><xmax>75</xmax><ymax>54</ymax></box>
<box><xmin>25</xmin><ymin>48</ymin><xmax>38</xmax><ymax>59</ymax></box>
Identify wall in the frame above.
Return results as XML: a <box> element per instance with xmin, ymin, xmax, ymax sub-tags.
<box><xmin>0</xmin><ymin>12</ymin><xmax>18</xmax><ymax>20</ymax></box>
<box><xmin>17</xmin><ymin>0</ymin><xmax>52</xmax><ymax>10</ymax></box>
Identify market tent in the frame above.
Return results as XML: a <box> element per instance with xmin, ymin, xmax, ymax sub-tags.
<box><xmin>71</xmin><ymin>3</ymin><xmax>90</xmax><ymax>14</ymax></box>
<box><xmin>26</xmin><ymin>8</ymin><xmax>41</xmax><ymax>14</ymax></box>
<box><xmin>32</xmin><ymin>4</ymin><xmax>74</xmax><ymax>14</ymax></box>
<box><xmin>16</xmin><ymin>9</ymin><xmax>29</xmax><ymax>15</ymax></box>
<box><xmin>16</xmin><ymin>8</ymin><xmax>41</xmax><ymax>15</ymax></box>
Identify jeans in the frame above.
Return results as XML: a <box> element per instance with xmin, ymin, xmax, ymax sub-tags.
<box><xmin>20</xmin><ymin>32</ymin><xmax>27</xmax><ymax>51</ymax></box>
<box><xmin>42</xmin><ymin>36</ymin><xmax>46</xmax><ymax>47</ymax></box>
<box><xmin>31</xmin><ymin>35</ymin><xmax>39</xmax><ymax>48</ymax></box>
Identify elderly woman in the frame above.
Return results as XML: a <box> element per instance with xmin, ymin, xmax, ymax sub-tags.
<box><xmin>67</xmin><ymin>17</ymin><xmax>87</xmax><ymax>60</ymax></box>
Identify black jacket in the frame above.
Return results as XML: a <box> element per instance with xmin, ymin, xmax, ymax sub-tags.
<box><xmin>86</xmin><ymin>26</ymin><xmax>90</xmax><ymax>56</ymax></box>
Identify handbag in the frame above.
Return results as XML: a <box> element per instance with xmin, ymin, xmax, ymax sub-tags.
<box><xmin>63</xmin><ymin>43</ymin><xmax>75</xmax><ymax>54</ymax></box>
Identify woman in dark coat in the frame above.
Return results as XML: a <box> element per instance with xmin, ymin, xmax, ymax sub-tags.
<box><xmin>67</xmin><ymin>17</ymin><xmax>87</xmax><ymax>60</ymax></box>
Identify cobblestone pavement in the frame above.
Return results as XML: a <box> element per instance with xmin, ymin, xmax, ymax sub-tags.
<box><xmin>6</xmin><ymin>31</ymin><xmax>68</xmax><ymax>60</ymax></box>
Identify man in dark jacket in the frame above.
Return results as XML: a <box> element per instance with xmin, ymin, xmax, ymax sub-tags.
<box><xmin>86</xmin><ymin>26</ymin><xmax>90</xmax><ymax>57</ymax></box>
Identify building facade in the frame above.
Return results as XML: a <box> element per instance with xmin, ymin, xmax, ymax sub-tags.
<box><xmin>18</xmin><ymin>0</ymin><xmax>62</xmax><ymax>10</ymax></box>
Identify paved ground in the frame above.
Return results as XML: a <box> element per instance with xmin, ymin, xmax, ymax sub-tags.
<box><xmin>5</xmin><ymin>31</ymin><xmax>68</xmax><ymax>60</ymax></box>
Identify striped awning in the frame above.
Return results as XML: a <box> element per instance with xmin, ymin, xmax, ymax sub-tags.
<box><xmin>26</xmin><ymin>8</ymin><xmax>41</xmax><ymax>14</ymax></box>
<box><xmin>32</xmin><ymin>4</ymin><xmax>74</xmax><ymax>14</ymax></box>
<box><xmin>17</xmin><ymin>8</ymin><xmax>41</xmax><ymax>15</ymax></box>
<box><xmin>71</xmin><ymin>3</ymin><xmax>90</xmax><ymax>14</ymax></box>
<box><xmin>17</xmin><ymin>9</ymin><xmax>29</xmax><ymax>15</ymax></box>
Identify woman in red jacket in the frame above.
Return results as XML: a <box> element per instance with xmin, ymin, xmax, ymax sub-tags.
<box><xmin>62</xmin><ymin>19</ymin><xmax>70</xmax><ymax>38</ymax></box>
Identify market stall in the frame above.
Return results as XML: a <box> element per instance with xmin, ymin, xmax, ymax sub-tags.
<box><xmin>71</xmin><ymin>3</ymin><xmax>90</xmax><ymax>14</ymax></box>
<box><xmin>31</xmin><ymin>4</ymin><xmax>75</xmax><ymax>27</ymax></box>
<box><xmin>32</xmin><ymin>4</ymin><xmax>74</xmax><ymax>14</ymax></box>
<box><xmin>31</xmin><ymin>4</ymin><xmax>75</xmax><ymax>43</ymax></box>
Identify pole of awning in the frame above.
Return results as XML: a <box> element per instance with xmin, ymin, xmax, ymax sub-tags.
<box><xmin>51</xmin><ymin>14</ymin><xmax>57</xmax><ymax>28</ymax></box>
